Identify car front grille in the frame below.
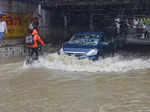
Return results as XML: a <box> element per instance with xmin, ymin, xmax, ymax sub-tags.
<box><xmin>65</xmin><ymin>52</ymin><xmax>86</xmax><ymax>56</ymax></box>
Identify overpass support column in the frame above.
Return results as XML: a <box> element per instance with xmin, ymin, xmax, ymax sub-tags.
<box><xmin>64</xmin><ymin>15</ymin><xmax>68</xmax><ymax>30</ymax></box>
<box><xmin>90</xmin><ymin>14</ymin><xmax>94</xmax><ymax>31</ymax></box>
<box><xmin>63</xmin><ymin>15</ymin><xmax>68</xmax><ymax>43</ymax></box>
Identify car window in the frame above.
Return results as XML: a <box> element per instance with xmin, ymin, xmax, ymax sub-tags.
<box><xmin>69</xmin><ymin>33</ymin><xmax>100</xmax><ymax>46</ymax></box>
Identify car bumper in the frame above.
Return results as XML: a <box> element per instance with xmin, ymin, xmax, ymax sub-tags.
<box><xmin>65</xmin><ymin>53</ymin><xmax>98</xmax><ymax>60</ymax></box>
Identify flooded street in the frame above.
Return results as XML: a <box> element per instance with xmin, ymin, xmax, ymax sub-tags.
<box><xmin>0</xmin><ymin>49</ymin><xmax>150</xmax><ymax>112</ymax></box>
<box><xmin>1</xmin><ymin>0</ymin><xmax>150</xmax><ymax>111</ymax></box>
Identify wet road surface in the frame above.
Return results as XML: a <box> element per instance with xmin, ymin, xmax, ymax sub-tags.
<box><xmin>0</xmin><ymin>45</ymin><xmax>150</xmax><ymax>112</ymax></box>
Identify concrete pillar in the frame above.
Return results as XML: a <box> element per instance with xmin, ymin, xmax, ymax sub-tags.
<box><xmin>38</xmin><ymin>3</ymin><xmax>42</xmax><ymax>16</ymax></box>
<box><xmin>90</xmin><ymin>14</ymin><xmax>94</xmax><ymax>31</ymax></box>
<box><xmin>64</xmin><ymin>15</ymin><xmax>68</xmax><ymax>30</ymax></box>
<box><xmin>63</xmin><ymin>15</ymin><xmax>68</xmax><ymax>43</ymax></box>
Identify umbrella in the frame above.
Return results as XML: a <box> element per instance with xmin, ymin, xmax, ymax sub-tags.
<box><xmin>0</xmin><ymin>10</ymin><xmax>6</xmax><ymax>16</ymax></box>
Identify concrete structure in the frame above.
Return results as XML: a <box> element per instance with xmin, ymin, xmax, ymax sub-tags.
<box><xmin>1</xmin><ymin>0</ymin><xmax>150</xmax><ymax>44</ymax></box>
<box><xmin>40</xmin><ymin>0</ymin><xmax>150</xmax><ymax>44</ymax></box>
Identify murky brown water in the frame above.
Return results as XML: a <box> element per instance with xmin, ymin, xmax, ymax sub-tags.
<box><xmin>0</xmin><ymin>57</ymin><xmax>150</xmax><ymax>112</ymax></box>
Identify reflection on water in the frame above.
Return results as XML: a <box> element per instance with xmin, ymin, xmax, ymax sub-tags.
<box><xmin>0</xmin><ymin>53</ymin><xmax>150</xmax><ymax>112</ymax></box>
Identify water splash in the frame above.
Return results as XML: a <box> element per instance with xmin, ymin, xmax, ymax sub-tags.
<box><xmin>33</xmin><ymin>53</ymin><xmax>150</xmax><ymax>72</ymax></box>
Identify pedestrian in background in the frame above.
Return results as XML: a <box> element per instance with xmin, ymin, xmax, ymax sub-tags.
<box><xmin>145</xmin><ymin>23</ymin><xmax>150</xmax><ymax>39</ymax></box>
<box><xmin>33</xmin><ymin>17</ymin><xmax>39</xmax><ymax>31</ymax></box>
<box><xmin>28</xmin><ymin>18</ymin><xmax>34</xmax><ymax>33</ymax></box>
<box><xmin>114</xmin><ymin>17</ymin><xmax>121</xmax><ymax>34</ymax></box>
<box><xmin>0</xmin><ymin>15</ymin><xmax>7</xmax><ymax>47</ymax></box>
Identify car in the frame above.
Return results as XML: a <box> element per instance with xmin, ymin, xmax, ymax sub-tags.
<box><xmin>58</xmin><ymin>32</ymin><xmax>117</xmax><ymax>60</ymax></box>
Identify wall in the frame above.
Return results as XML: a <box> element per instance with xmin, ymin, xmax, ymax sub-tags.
<box><xmin>0</xmin><ymin>0</ymin><xmax>36</xmax><ymax>13</ymax></box>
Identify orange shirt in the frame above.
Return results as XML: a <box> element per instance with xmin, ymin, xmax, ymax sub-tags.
<box><xmin>27</xmin><ymin>29</ymin><xmax>45</xmax><ymax>48</ymax></box>
<box><xmin>27</xmin><ymin>34</ymin><xmax>45</xmax><ymax>48</ymax></box>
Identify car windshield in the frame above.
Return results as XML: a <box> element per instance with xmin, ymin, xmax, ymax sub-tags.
<box><xmin>68</xmin><ymin>33</ymin><xmax>100</xmax><ymax>46</ymax></box>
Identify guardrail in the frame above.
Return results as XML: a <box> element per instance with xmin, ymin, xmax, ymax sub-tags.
<box><xmin>0</xmin><ymin>43</ymin><xmax>58</xmax><ymax>59</ymax></box>
<box><xmin>0</xmin><ymin>45</ymin><xmax>25</xmax><ymax>58</ymax></box>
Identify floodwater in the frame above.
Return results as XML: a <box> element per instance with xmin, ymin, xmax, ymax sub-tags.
<box><xmin>0</xmin><ymin>46</ymin><xmax>150</xmax><ymax>112</ymax></box>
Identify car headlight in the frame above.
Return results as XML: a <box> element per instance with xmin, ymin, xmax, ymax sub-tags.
<box><xmin>86</xmin><ymin>49</ymin><xmax>98</xmax><ymax>56</ymax></box>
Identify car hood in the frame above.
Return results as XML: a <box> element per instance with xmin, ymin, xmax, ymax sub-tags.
<box><xmin>63</xmin><ymin>43</ymin><xmax>98</xmax><ymax>53</ymax></box>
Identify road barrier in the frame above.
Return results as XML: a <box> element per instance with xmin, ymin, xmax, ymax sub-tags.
<box><xmin>0</xmin><ymin>45</ymin><xmax>25</xmax><ymax>58</ymax></box>
<box><xmin>0</xmin><ymin>44</ymin><xmax>58</xmax><ymax>59</ymax></box>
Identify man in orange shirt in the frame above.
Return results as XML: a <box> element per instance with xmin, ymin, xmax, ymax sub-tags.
<box><xmin>27</xmin><ymin>29</ymin><xmax>45</xmax><ymax>60</ymax></box>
